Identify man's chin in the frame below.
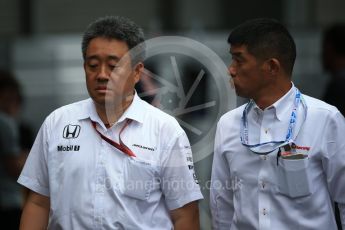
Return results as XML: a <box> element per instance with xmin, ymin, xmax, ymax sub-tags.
<box><xmin>91</xmin><ymin>93</ymin><xmax>133</xmax><ymax>107</ymax></box>
<box><xmin>91</xmin><ymin>96</ymin><xmax>118</xmax><ymax>106</ymax></box>
<box><xmin>234</xmin><ymin>90</ymin><xmax>249</xmax><ymax>99</ymax></box>
<box><xmin>234</xmin><ymin>87</ymin><xmax>241</xmax><ymax>97</ymax></box>
<box><xmin>233</xmin><ymin>86</ymin><xmax>246</xmax><ymax>98</ymax></box>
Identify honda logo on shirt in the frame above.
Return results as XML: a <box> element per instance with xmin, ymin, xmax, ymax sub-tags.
<box><xmin>63</xmin><ymin>124</ymin><xmax>81</xmax><ymax>139</ymax></box>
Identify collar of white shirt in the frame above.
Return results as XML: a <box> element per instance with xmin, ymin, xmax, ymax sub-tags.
<box><xmin>77</xmin><ymin>92</ymin><xmax>145</xmax><ymax>129</ymax></box>
<box><xmin>252</xmin><ymin>82</ymin><xmax>295</xmax><ymax>121</ymax></box>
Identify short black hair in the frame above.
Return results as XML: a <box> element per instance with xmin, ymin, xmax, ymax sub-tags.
<box><xmin>323</xmin><ymin>23</ymin><xmax>345</xmax><ymax>56</ymax></box>
<box><xmin>81</xmin><ymin>16</ymin><xmax>145</xmax><ymax>63</ymax></box>
<box><xmin>228</xmin><ymin>18</ymin><xmax>296</xmax><ymax>75</ymax></box>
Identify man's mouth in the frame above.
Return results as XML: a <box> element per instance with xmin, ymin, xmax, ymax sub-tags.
<box><xmin>96</xmin><ymin>86</ymin><xmax>108</xmax><ymax>90</ymax></box>
<box><xmin>95</xmin><ymin>86</ymin><xmax>113</xmax><ymax>93</ymax></box>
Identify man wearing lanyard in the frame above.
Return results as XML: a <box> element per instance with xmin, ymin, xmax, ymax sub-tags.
<box><xmin>18</xmin><ymin>16</ymin><xmax>203</xmax><ymax>229</ymax></box>
<box><xmin>210</xmin><ymin>18</ymin><xmax>345</xmax><ymax>229</ymax></box>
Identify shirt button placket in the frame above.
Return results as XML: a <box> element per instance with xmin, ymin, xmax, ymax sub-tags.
<box><xmin>262</xmin><ymin>208</ymin><xmax>267</xmax><ymax>215</ymax></box>
<box><xmin>94</xmin><ymin>140</ymin><xmax>106</xmax><ymax>229</ymax></box>
<box><xmin>258</xmin><ymin>156</ymin><xmax>271</xmax><ymax>230</ymax></box>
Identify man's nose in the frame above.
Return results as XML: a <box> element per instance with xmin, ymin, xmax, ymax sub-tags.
<box><xmin>97</xmin><ymin>64</ymin><xmax>110</xmax><ymax>80</ymax></box>
<box><xmin>228</xmin><ymin>64</ymin><xmax>236</xmax><ymax>77</ymax></box>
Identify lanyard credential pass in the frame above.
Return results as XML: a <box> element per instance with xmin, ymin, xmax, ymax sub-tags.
<box><xmin>240</xmin><ymin>87</ymin><xmax>308</xmax><ymax>154</ymax></box>
<box><xmin>92</xmin><ymin>119</ymin><xmax>136</xmax><ymax>157</ymax></box>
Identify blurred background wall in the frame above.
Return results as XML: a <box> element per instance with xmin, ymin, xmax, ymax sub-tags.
<box><xmin>1</xmin><ymin>0</ymin><xmax>344</xmax><ymax>229</ymax></box>
<box><xmin>1</xmin><ymin>0</ymin><xmax>344</xmax><ymax>131</ymax></box>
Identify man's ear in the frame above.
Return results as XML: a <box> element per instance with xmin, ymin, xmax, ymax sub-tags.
<box><xmin>265</xmin><ymin>58</ymin><xmax>280</xmax><ymax>76</ymax></box>
<box><xmin>134</xmin><ymin>62</ymin><xmax>144</xmax><ymax>84</ymax></box>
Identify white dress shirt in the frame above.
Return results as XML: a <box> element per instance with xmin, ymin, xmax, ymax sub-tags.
<box><xmin>18</xmin><ymin>93</ymin><xmax>203</xmax><ymax>229</ymax></box>
<box><xmin>210</xmin><ymin>85</ymin><xmax>345</xmax><ymax>230</ymax></box>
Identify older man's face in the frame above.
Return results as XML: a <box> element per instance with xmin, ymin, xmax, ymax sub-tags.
<box><xmin>84</xmin><ymin>37</ymin><xmax>141</xmax><ymax>109</ymax></box>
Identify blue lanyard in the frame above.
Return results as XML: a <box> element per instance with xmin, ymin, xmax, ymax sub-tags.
<box><xmin>240</xmin><ymin>87</ymin><xmax>307</xmax><ymax>154</ymax></box>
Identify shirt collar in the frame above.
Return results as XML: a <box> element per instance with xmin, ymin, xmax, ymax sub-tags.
<box><xmin>272</xmin><ymin>83</ymin><xmax>295</xmax><ymax>121</ymax></box>
<box><xmin>117</xmin><ymin>92</ymin><xmax>144</xmax><ymax>124</ymax></box>
<box><xmin>77</xmin><ymin>91</ymin><xmax>145</xmax><ymax>126</ymax></box>
<box><xmin>252</xmin><ymin>82</ymin><xmax>295</xmax><ymax>121</ymax></box>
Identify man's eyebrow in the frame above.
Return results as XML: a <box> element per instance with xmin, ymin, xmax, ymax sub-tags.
<box><xmin>229</xmin><ymin>51</ymin><xmax>242</xmax><ymax>57</ymax></box>
<box><xmin>108</xmin><ymin>55</ymin><xmax>121</xmax><ymax>61</ymax></box>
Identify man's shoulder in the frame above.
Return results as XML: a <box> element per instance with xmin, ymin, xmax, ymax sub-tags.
<box><xmin>218</xmin><ymin>103</ymin><xmax>246</xmax><ymax>125</ymax></box>
<box><xmin>46</xmin><ymin>98</ymin><xmax>91</xmax><ymax>122</ymax></box>
<box><xmin>303</xmin><ymin>94</ymin><xmax>339</xmax><ymax>115</ymax></box>
<box><xmin>139</xmin><ymin>100</ymin><xmax>182</xmax><ymax>131</ymax></box>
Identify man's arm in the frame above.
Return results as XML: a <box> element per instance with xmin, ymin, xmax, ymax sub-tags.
<box><xmin>321</xmin><ymin>111</ymin><xmax>345</xmax><ymax>229</ymax></box>
<box><xmin>20</xmin><ymin>190</ymin><xmax>50</xmax><ymax>230</ymax></box>
<box><xmin>159</xmin><ymin>129</ymin><xmax>203</xmax><ymax>229</ymax></box>
<box><xmin>210</xmin><ymin>121</ymin><xmax>234</xmax><ymax>229</ymax></box>
<box><xmin>170</xmin><ymin>201</ymin><xmax>200</xmax><ymax>230</ymax></box>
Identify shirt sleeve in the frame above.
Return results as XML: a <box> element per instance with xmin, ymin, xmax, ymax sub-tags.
<box><xmin>321</xmin><ymin>111</ymin><xmax>345</xmax><ymax>228</ymax></box>
<box><xmin>210</xmin><ymin>120</ymin><xmax>234</xmax><ymax>229</ymax></box>
<box><xmin>17</xmin><ymin>120</ymin><xmax>50</xmax><ymax>197</ymax></box>
<box><xmin>160</xmin><ymin>131</ymin><xmax>203</xmax><ymax>210</ymax></box>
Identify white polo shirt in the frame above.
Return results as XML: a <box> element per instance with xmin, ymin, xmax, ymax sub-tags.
<box><xmin>210</xmin><ymin>85</ymin><xmax>345</xmax><ymax>230</ymax></box>
<box><xmin>18</xmin><ymin>93</ymin><xmax>203</xmax><ymax>229</ymax></box>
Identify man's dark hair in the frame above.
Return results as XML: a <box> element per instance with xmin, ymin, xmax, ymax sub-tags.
<box><xmin>323</xmin><ymin>23</ymin><xmax>345</xmax><ymax>57</ymax></box>
<box><xmin>228</xmin><ymin>18</ymin><xmax>296</xmax><ymax>75</ymax></box>
<box><xmin>81</xmin><ymin>16</ymin><xmax>145</xmax><ymax>64</ymax></box>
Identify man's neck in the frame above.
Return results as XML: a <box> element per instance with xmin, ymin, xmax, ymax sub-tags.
<box><xmin>95</xmin><ymin>94</ymin><xmax>135</xmax><ymax>127</ymax></box>
<box><xmin>253</xmin><ymin>82</ymin><xmax>292</xmax><ymax>110</ymax></box>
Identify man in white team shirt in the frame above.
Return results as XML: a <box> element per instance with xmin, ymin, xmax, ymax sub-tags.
<box><xmin>210</xmin><ymin>18</ymin><xmax>345</xmax><ymax>229</ymax></box>
<box><xmin>18</xmin><ymin>16</ymin><xmax>203</xmax><ymax>229</ymax></box>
